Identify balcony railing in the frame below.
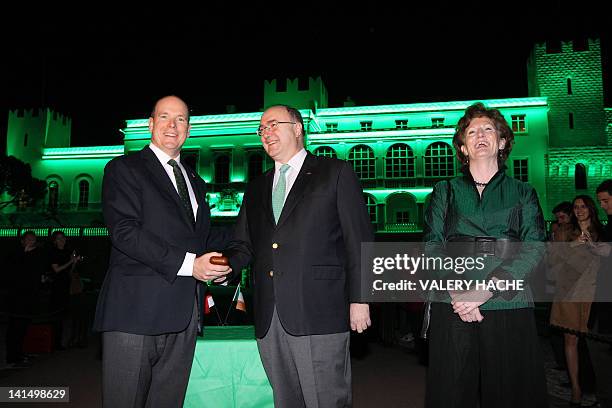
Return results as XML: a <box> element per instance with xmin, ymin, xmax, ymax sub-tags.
<box><xmin>383</xmin><ymin>223</ymin><xmax>421</xmax><ymax>233</ymax></box>
<box><xmin>383</xmin><ymin>179</ymin><xmax>417</xmax><ymax>188</ymax></box>
<box><xmin>207</xmin><ymin>182</ymin><xmax>246</xmax><ymax>193</ymax></box>
<box><xmin>359</xmin><ymin>179</ymin><xmax>378</xmax><ymax>189</ymax></box>
<box><xmin>0</xmin><ymin>226</ymin><xmax>109</xmax><ymax>237</ymax></box>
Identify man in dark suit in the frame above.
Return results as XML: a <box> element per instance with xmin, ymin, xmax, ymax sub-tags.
<box><xmin>588</xmin><ymin>179</ymin><xmax>612</xmax><ymax>408</ymax></box>
<box><xmin>224</xmin><ymin>105</ymin><xmax>374</xmax><ymax>407</ymax></box>
<box><xmin>93</xmin><ymin>95</ymin><xmax>231</xmax><ymax>407</ymax></box>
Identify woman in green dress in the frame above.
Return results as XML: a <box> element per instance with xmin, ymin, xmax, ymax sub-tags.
<box><xmin>424</xmin><ymin>102</ymin><xmax>548</xmax><ymax>408</ymax></box>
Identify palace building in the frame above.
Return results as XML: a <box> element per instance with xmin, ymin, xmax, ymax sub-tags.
<box><xmin>3</xmin><ymin>39</ymin><xmax>611</xmax><ymax>236</ymax></box>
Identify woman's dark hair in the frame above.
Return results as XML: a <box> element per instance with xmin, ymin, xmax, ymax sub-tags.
<box><xmin>568</xmin><ymin>194</ymin><xmax>603</xmax><ymax>241</ymax></box>
<box><xmin>552</xmin><ymin>201</ymin><xmax>573</xmax><ymax>216</ymax></box>
<box><xmin>453</xmin><ymin>102</ymin><xmax>514</xmax><ymax>170</ymax></box>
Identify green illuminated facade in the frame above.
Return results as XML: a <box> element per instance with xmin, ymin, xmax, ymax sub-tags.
<box><xmin>3</xmin><ymin>39</ymin><xmax>611</xmax><ymax>233</ymax></box>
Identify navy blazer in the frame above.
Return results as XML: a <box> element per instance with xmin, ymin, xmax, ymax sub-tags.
<box><xmin>94</xmin><ymin>146</ymin><xmax>213</xmax><ymax>335</ymax></box>
<box><xmin>225</xmin><ymin>153</ymin><xmax>374</xmax><ymax>338</ymax></box>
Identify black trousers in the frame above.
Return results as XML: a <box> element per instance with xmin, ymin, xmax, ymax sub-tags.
<box><xmin>426</xmin><ymin>303</ymin><xmax>548</xmax><ymax>408</ymax></box>
<box><xmin>101</xmin><ymin>301</ymin><xmax>198</xmax><ymax>408</ymax></box>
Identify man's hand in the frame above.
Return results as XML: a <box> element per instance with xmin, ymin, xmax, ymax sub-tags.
<box><xmin>193</xmin><ymin>252</ymin><xmax>232</xmax><ymax>283</ymax></box>
<box><xmin>71</xmin><ymin>251</ymin><xmax>83</xmax><ymax>264</ymax></box>
<box><xmin>350</xmin><ymin>303</ymin><xmax>371</xmax><ymax>333</ymax></box>
<box><xmin>24</xmin><ymin>243</ymin><xmax>36</xmax><ymax>252</ymax></box>
<box><xmin>450</xmin><ymin>289</ymin><xmax>493</xmax><ymax>317</ymax></box>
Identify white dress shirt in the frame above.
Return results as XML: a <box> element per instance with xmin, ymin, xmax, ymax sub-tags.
<box><xmin>272</xmin><ymin>148</ymin><xmax>308</xmax><ymax>205</ymax></box>
<box><xmin>148</xmin><ymin>143</ymin><xmax>198</xmax><ymax>276</ymax></box>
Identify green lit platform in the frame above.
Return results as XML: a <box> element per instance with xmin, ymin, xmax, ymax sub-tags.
<box><xmin>185</xmin><ymin>326</ymin><xmax>273</xmax><ymax>408</ymax></box>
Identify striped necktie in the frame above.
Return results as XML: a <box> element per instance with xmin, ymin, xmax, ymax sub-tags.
<box><xmin>167</xmin><ymin>159</ymin><xmax>195</xmax><ymax>226</ymax></box>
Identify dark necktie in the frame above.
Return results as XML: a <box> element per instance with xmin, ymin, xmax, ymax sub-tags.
<box><xmin>167</xmin><ymin>159</ymin><xmax>195</xmax><ymax>226</ymax></box>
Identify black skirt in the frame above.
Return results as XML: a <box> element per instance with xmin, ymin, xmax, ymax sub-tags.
<box><xmin>426</xmin><ymin>303</ymin><xmax>548</xmax><ymax>408</ymax></box>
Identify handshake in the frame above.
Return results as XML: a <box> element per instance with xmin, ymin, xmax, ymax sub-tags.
<box><xmin>193</xmin><ymin>252</ymin><xmax>231</xmax><ymax>283</ymax></box>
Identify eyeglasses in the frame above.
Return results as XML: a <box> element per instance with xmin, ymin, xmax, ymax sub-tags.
<box><xmin>257</xmin><ymin>121</ymin><xmax>296</xmax><ymax>137</ymax></box>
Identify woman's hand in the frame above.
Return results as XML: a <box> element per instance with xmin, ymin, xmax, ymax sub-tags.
<box><xmin>450</xmin><ymin>289</ymin><xmax>493</xmax><ymax>317</ymax></box>
<box><xmin>577</xmin><ymin>231</ymin><xmax>592</xmax><ymax>244</ymax></box>
<box><xmin>457</xmin><ymin>307</ymin><xmax>484</xmax><ymax>323</ymax></box>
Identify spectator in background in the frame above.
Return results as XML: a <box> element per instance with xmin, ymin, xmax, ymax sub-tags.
<box><xmin>68</xmin><ymin>243</ymin><xmax>88</xmax><ymax>348</ymax></box>
<box><xmin>547</xmin><ymin>201</ymin><xmax>574</xmax><ymax>371</ymax></box>
<box><xmin>550</xmin><ymin>195</ymin><xmax>603</xmax><ymax>406</ymax></box>
<box><xmin>587</xmin><ymin>179</ymin><xmax>612</xmax><ymax>408</ymax></box>
<box><xmin>5</xmin><ymin>231</ymin><xmax>46</xmax><ymax>367</ymax></box>
<box><xmin>48</xmin><ymin>231</ymin><xmax>81</xmax><ymax>350</ymax></box>
<box><xmin>551</xmin><ymin>201</ymin><xmax>573</xmax><ymax>241</ymax></box>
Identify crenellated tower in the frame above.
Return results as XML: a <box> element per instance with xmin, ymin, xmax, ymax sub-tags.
<box><xmin>6</xmin><ymin>108</ymin><xmax>71</xmax><ymax>163</ymax></box>
<box><xmin>529</xmin><ymin>38</ymin><xmax>612</xmax><ymax>213</ymax></box>
<box><xmin>527</xmin><ymin>38</ymin><xmax>606</xmax><ymax>147</ymax></box>
<box><xmin>263</xmin><ymin>77</ymin><xmax>328</xmax><ymax>111</ymax></box>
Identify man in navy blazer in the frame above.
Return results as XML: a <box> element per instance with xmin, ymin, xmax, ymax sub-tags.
<box><xmin>94</xmin><ymin>96</ymin><xmax>231</xmax><ymax>407</ymax></box>
<box><xmin>224</xmin><ymin>105</ymin><xmax>374</xmax><ymax>407</ymax></box>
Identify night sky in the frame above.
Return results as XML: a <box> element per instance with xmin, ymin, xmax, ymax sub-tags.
<box><xmin>1</xmin><ymin>2</ymin><xmax>609</xmax><ymax>151</ymax></box>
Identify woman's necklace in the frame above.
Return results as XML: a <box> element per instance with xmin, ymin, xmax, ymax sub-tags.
<box><xmin>474</xmin><ymin>181</ymin><xmax>488</xmax><ymax>187</ymax></box>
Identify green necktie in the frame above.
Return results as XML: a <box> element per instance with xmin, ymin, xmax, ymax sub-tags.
<box><xmin>168</xmin><ymin>159</ymin><xmax>195</xmax><ymax>226</ymax></box>
<box><xmin>272</xmin><ymin>164</ymin><xmax>290</xmax><ymax>224</ymax></box>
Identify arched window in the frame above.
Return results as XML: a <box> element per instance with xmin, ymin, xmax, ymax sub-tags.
<box><xmin>424</xmin><ymin>142</ymin><xmax>454</xmax><ymax>177</ymax></box>
<box><xmin>214</xmin><ymin>155</ymin><xmax>230</xmax><ymax>184</ymax></box>
<box><xmin>385</xmin><ymin>193</ymin><xmax>417</xmax><ymax>225</ymax></box>
<box><xmin>314</xmin><ymin>146</ymin><xmax>337</xmax><ymax>158</ymax></box>
<box><xmin>348</xmin><ymin>145</ymin><xmax>375</xmax><ymax>179</ymax></box>
<box><xmin>247</xmin><ymin>153</ymin><xmax>264</xmax><ymax>181</ymax></box>
<box><xmin>575</xmin><ymin>163</ymin><xmax>587</xmax><ymax>190</ymax></box>
<box><xmin>364</xmin><ymin>194</ymin><xmax>377</xmax><ymax>224</ymax></box>
<box><xmin>78</xmin><ymin>180</ymin><xmax>89</xmax><ymax>209</ymax></box>
<box><xmin>48</xmin><ymin>181</ymin><xmax>59</xmax><ymax>209</ymax></box>
<box><xmin>385</xmin><ymin>143</ymin><xmax>415</xmax><ymax>178</ymax></box>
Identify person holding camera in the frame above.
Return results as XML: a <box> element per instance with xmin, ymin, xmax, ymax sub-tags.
<box><xmin>48</xmin><ymin>230</ymin><xmax>82</xmax><ymax>350</ymax></box>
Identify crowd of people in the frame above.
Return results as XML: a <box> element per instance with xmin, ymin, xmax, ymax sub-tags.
<box><xmin>547</xmin><ymin>181</ymin><xmax>612</xmax><ymax>407</ymax></box>
<box><xmin>4</xmin><ymin>230</ymin><xmax>89</xmax><ymax>368</ymax></box>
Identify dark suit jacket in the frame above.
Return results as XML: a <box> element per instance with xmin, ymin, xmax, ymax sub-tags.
<box><xmin>591</xmin><ymin>218</ymin><xmax>612</xmax><ymax>335</ymax></box>
<box><xmin>93</xmin><ymin>146</ymin><xmax>213</xmax><ymax>335</ymax></box>
<box><xmin>225</xmin><ymin>153</ymin><xmax>374</xmax><ymax>338</ymax></box>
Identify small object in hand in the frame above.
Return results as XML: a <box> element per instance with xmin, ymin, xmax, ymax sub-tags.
<box><xmin>210</xmin><ymin>256</ymin><xmax>229</xmax><ymax>266</ymax></box>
